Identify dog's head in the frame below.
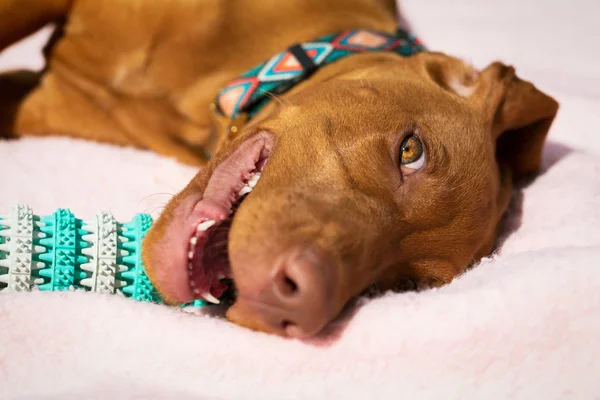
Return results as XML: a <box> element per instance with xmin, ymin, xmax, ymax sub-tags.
<box><xmin>143</xmin><ymin>52</ymin><xmax>558</xmax><ymax>338</ymax></box>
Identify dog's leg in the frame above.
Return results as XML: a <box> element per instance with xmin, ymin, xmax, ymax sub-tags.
<box><xmin>1</xmin><ymin>61</ymin><xmax>208</xmax><ymax>166</ymax></box>
<box><xmin>8</xmin><ymin>70</ymin><xmax>207</xmax><ymax>165</ymax></box>
<box><xmin>0</xmin><ymin>0</ymin><xmax>207</xmax><ymax>166</ymax></box>
<box><xmin>0</xmin><ymin>0</ymin><xmax>71</xmax><ymax>51</ymax></box>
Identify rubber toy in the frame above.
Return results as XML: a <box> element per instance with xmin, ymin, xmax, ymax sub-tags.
<box><xmin>0</xmin><ymin>204</ymin><xmax>206</xmax><ymax>308</ymax></box>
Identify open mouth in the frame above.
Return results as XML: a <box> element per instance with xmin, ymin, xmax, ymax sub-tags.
<box><xmin>181</xmin><ymin>134</ymin><xmax>272</xmax><ymax>305</ymax></box>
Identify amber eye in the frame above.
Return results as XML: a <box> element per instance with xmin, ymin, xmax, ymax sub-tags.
<box><xmin>400</xmin><ymin>134</ymin><xmax>425</xmax><ymax>171</ymax></box>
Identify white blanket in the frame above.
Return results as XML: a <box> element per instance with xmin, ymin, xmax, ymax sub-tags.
<box><xmin>1</xmin><ymin>0</ymin><xmax>599</xmax><ymax>398</ymax></box>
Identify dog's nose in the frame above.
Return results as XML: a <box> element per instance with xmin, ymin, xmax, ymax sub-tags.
<box><xmin>254</xmin><ymin>246</ymin><xmax>336</xmax><ymax>338</ymax></box>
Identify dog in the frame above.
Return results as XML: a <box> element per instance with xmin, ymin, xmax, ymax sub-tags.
<box><xmin>0</xmin><ymin>0</ymin><xmax>558</xmax><ymax>338</ymax></box>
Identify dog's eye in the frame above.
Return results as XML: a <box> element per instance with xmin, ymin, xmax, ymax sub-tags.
<box><xmin>400</xmin><ymin>134</ymin><xmax>425</xmax><ymax>172</ymax></box>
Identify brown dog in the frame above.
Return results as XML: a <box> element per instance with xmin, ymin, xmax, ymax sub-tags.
<box><xmin>0</xmin><ymin>0</ymin><xmax>558</xmax><ymax>338</ymax></box>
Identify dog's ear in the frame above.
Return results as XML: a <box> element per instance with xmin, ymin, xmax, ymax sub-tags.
<box><xmin>473</xmin><ymin>62</ymin><xmax>559</xmax><ymax>180</ymax></box>
<box><xmin>420</xmin><ymin>53</ymin><xmax>559</xmax><ymax>180</ymax></box>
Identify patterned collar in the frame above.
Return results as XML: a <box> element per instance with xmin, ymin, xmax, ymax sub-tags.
<box><xmin>214</xmin><ymin>28</ymin><xmax>425</xmax><ymax>124</ymax></box>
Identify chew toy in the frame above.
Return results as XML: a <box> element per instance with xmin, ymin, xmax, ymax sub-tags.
<box><xmin>0</xmin><ymin>205</ymin><xmax>206</xmax><ymax>308</ymax></box>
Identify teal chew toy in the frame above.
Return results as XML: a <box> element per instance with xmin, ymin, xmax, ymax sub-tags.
<box><xmin>0</xmin><ymin>204</ymin><xmax>206</xmax><ymax>308</ymax></box>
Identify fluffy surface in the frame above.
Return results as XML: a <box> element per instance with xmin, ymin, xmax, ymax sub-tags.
<box><xmin>1</xmin><ymin>0</ymin><xmax>600</xmax><ymax>398</ymax></box>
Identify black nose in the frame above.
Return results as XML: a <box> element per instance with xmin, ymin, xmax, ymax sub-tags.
<box><xmin>253</xmin><ymin>246</ymin><xmax>337</xmax><ymax>338</ymax></box>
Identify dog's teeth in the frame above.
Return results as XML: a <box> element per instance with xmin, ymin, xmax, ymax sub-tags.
<box><xmin>188</xmin><ymin>251</ymin><xmax>194</xmax><ymax>260</ymax></box>
<box><xmin>236</xmin><ymin>173</ymin><xmax>261</xmax><ymax>196</ymax></box>
<box><xmin>196</xmin><ymin>220</ymin><xmax>216</xmax><ymax>232</ymax></box>
<box><xmin>202</xmin><ymin>292</ymin><xmax>221</xmax><ymax>305</ymax></box>
<box><xmin>248</xmin><ymin>173</ymin><xmax>261</xmax><ymax>188</ymax></box>
<box><xmin>190</xmin><ymin>236</ymin><xmax>197</xmax><ymax>246</ymax></box>
<box><xmin>238</xmin><ymin>185</ymin><xmax>253</xmax><ymax>196</ymax></box>
<box><xmin>193</xmin><ymin>289</ymin><xmax>220</xmax><ymax>304</ymax></box>
<box><xmin>190</xmin><ymin>280</ymin><xmax>196</xmax><ymax>287</ymax></box>
<box><xmin>188</xmin><ymin>262</ymin><xmax>193</xmax><ymax>271</ymax></box>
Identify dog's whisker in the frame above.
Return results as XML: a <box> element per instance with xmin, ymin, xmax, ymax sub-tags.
<box><xmin>142</xmin><ymin>192</ymin><xmax>176</xmax><ymax>200</ymax></box>
<box><xmin>137</xmin><ymin>193</ymin><xmax>175</xmax><ymax>215</ymax></box>
<box><xmin>144</xmin><ymin>204</ymin><xmax>168</xmax><ymax>217</ymax></box>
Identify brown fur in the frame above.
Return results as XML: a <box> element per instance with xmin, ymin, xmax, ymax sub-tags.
<box><xmin>0</xmin><ymin>0</ymin><xmax>558</xmax><ymax>337</ymax></box>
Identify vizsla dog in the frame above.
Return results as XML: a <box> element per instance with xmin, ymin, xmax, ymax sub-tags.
<box><xmin>0</xmin><ymin>0</ymin><xmax>558</xmax><ymax>338</ymax></box>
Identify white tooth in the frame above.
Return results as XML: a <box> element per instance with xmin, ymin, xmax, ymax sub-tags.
<box><xmin>188</xmin><ymin>262</ymin><xmax>193</xmax><ymax>271</ymax></box>
<box><xmin>193</xmin><ymin>288</ymin><xmax>200</xmax><ymax>294</ymax></box>
<box><xmin>218</xmin><ymin>273</ymin><xmax>226</xmax><ymax>280</ymax></box>
<box><xmin>238</xmin><ymin>185</ymin><xmax>253</xmax><ymax>196</ymax></box>
<box><xmin>248</xmin><ymin>173</ymin><xmax>261</xmax><ymax>188</ymax></box>
<box><xmin>197</xmin><ymin>220</ymin><xmax>216</xmax><ymax>232</ymax></box>
<box><xmin>202</xmin><ymin>292</ymin><xmax>221</xmax><ymax>305</ymax></box>
<box><xmin>190</xmin><ymin>280</ymin><xmax>196</xmax><ymax>287</ymax></box>
<box><xmin>188</xmin><ymin>251</ymin><xmax>194</xmax><ymax>260</ymax></box>
<box><xmin>190</xmin><ymin>237</ymin><xmax>197</xmax><ymax>246</ymax></box>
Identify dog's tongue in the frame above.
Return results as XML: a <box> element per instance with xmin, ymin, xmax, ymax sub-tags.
<box><xmin>188</xmin><ymin>251</ymin><xmax>229</xmax><ymax>302</ymax></box>
<box><xmin>188</xmin><ymin>220</ymin><xmax>232</xmax><ymax>303</ymax></box>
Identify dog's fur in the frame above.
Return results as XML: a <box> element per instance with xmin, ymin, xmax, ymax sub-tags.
<box><xmin>0</xmin><ymin>0</ymin><xmax>558</xmax><ymax>338</ymax></box>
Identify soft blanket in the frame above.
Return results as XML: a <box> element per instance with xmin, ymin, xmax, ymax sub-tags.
<box><xmin>1</xmin><ymin>0</ymin><xmax>600</xmax><ymax>398</ymax></box>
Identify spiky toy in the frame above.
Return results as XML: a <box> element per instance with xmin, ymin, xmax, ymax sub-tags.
<box><xmin>0</xmin><ymin>204</ymin><xmax>206</xmax><ymax>308</ymax></box>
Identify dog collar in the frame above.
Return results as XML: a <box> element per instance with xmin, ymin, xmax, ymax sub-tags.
<box><xmin>214</xmin><ymin>28</ymin><xmax>425</xmax><ymax>125</ymax></box>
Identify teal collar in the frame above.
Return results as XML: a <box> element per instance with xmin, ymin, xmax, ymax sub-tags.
<box><xmin>214</xmin><ymin>28</ymin><xmax>425</xmax><ymax>122</ymax></box>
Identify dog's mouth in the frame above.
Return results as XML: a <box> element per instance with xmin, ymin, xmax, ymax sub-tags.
<box><xmin>173</xmin><ymin>134</ymin><xmax>272</xmax><ymax>305</ymax></box>
<box><xmin>185</xmin><ymin>173</ymin><xmax>261</xmax><ymax>304</ymax></box>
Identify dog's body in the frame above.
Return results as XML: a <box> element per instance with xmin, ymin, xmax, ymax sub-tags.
<box><xmin>0</xmin><ymin>0</ymin><xmax>558</xmax><ymax>338</ymax></box>
<box><xmin>1</xmin><ymin>0</ymin><xmax>397</xmax><ymax>164</ymax></box>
